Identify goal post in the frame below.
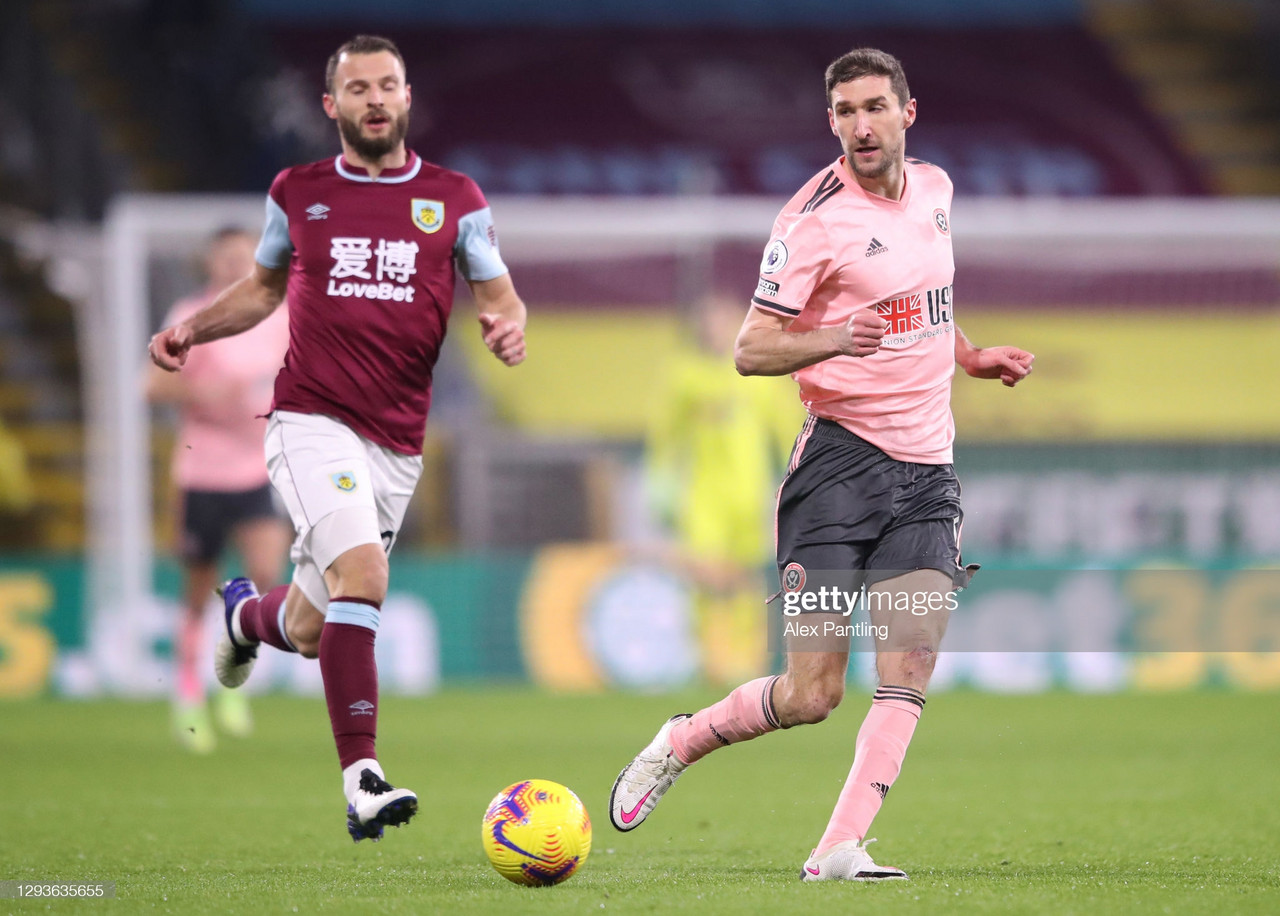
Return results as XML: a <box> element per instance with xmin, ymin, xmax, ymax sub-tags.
<box><xmin>97</xmin><ymin>194</ymin><xmax>268</xmax><ymax>628</ymax></box>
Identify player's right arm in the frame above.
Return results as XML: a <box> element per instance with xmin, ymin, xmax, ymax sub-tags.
<box><xmin>733</xmin><ymin>306</ymin><xmax>886</xmax><ymax>377</ymax></box>
<box><xmin>148</xmin><ymin>264</ymin><xmax>287</xmax><ymax>372</ymax></box>
<box><xmin>739</xmin><ymin>198</ymin><xmax>887</xmax><ymax>375</ymax></box>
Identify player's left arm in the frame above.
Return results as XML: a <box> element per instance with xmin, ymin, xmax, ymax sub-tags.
<box><xmin>955</xmin><ymin>326</ymin><xmax>1034</xmax><ymax>388</ymax></box>
<box><xmin>469</xmin><ymin>273</ymin><xmax>527</xmax><ymax>367</ymax></box>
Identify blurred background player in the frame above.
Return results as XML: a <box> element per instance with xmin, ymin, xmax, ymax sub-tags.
<box><xmin>646</xmin><ymin>293</ymin><xmax>800</xmax><ymax>684</ymax></box>
<box><xmin>145</xmin><ymin>226</ymin><xmax>291</xmax><ymax>754</ymax></box>
<box><xmin>148</xmin><ymin>34</ymin><xmax>527</xmax><ymax>842</ymax></box>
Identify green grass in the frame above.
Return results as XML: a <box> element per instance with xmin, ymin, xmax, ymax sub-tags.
<box><xmin>2</xmin><ymin>689</ymin><xmax>1278</xmax><ymax>914</ymax></box>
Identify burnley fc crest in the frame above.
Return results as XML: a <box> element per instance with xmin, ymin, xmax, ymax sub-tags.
<box><xmin>412</xmin><ymin>199</ymin><xmax>445</xmax><ymax>234</ymax></box>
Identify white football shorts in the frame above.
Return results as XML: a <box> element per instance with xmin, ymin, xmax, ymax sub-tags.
<box><xmin>264</xmin><ymin>410</ymin><xmax>423</xmax><ymax>610</ymax></box>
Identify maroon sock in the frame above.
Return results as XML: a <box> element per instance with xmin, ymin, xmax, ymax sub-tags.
<box><xmin>238</xmin><ymin>585</ymin><xmax>296</xmax><ymax>652</ymax></box>
<box><xmin>319</xmin><ymin>598</ymin><xmax>381</xmax><ymax>769</ymax></box>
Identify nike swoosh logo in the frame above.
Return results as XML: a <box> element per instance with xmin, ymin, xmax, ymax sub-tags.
<box><xmin>618</xmin><ymin>787</ymin><xmax>655</xmax><ymax>824</ymax></box>
<box><xmin>805</xmin><ymin>865</ymin><xmax>820</xmax><ymax>875</ymax></box>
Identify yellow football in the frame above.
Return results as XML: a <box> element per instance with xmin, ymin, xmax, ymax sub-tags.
<box><xmin>481</xmin><ymin>779</ymin><xmax>592</xmax><ymax>886</ymax></box>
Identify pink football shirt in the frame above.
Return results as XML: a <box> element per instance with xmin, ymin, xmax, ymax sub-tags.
<box><xmin>752</xmin><ymin>157</ymin><xmax>957</xmax><ymax>464</ymax></box>
<box><xmin>164</xmin><ymin>291</ymin><xmax>290</xmax><ymax>490</ymax></box>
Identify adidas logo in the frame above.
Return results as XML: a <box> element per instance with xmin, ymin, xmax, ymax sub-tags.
<box><xmin>871</xmin><ymin>781</ymin><xmax>890</xmax><ymax>800</ymax></box>
<box><xmin>306</xmin><ymin>203</ymin><xmax>330</xmax><ymax>220</ymax></box>
<box><xmin>349</xmin><ymin>699</ymin><xmax>375</xmax><ymax>716</ymax></box>
<box><xmin>865</xmin><ymin>238</ymin><xmax>888</xmax><ymax>258</ymax></box>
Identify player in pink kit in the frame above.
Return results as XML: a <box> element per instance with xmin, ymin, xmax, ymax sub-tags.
<box><xmin>149</xmin><ymin>35</ymin><xmax>527</xmax><ymax>841</ymax></box>
<box><xmin>610</xmin><ymin>48</ymin><xmax>1034</xmax><ymax>879</ymax></box>
<box><xmin>147</xmin><ymin>227</ymin><xmax>291</xmax><ymax>753</ymax></box>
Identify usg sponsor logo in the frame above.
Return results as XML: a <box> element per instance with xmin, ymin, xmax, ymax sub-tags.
<box><xmin>926</xmin><ymin>284</ymin><xmax>952</xmax><ymax>325</ymax></box>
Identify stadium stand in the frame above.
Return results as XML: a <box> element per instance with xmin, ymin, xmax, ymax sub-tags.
<box><xmin>258</xmin><ymin>25</ymin><xmax>1208</xmax><ymax>197</ymax></box>
<box><xmin>1090</xmin><ymin>0</ymin><xmax>1280</xmax><ymax>194</ymax></box>
<box><xmin>0</xmin><ymin>232</ymin><xmax>84</xmax><ymax>551</ymax></box>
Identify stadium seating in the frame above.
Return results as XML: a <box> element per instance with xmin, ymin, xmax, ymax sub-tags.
<box><xmin>261</xmin><ymin>25</ymin><xmax>1210</xmax><ymax>197</ymax></box>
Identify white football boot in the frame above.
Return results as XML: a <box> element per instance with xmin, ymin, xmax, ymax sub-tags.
<box><xmin>801</xmin><ymin>838</ymin><xmax>908</xmax><ymax>881</ymax></box>
<box><xmin>213</xmin><ymin>577</ymin><xmax>259</xmax><ymax>689</ymax></box>
<box><xmin>609</xmin><ymin>714</ymin><xmax>691</xmax><ymax>831</ymax></box>
<box><xmin>347</xmin><ymin>769</ymin><xmax>418</xmax><ymax>842</ymax></box>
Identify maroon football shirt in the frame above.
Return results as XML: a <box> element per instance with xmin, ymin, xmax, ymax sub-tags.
<box><xmin>255</xmin><ymin>151</ymin><xmax>508</xmax><ymax>455</ymax></box>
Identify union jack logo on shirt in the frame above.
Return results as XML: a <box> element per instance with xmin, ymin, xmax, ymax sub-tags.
<box><xmin>877</xmin><ymin>294</ymin><xmax>924</xmax><ymax>335</ymax></box>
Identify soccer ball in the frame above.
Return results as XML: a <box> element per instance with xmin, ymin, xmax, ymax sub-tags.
<box><xmin>481</xmin><ymin>779</ymin><xmax>592</xmax><ymax>886</ymax></box>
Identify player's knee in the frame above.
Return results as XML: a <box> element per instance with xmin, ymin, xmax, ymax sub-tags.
<box><xmin>784</xmin><ymin>678</ymin><xmax>845</xmax><ymax>726</ymax></box>
<box><xmin>327</xmin><ymin>545</ymin><xmax>389</xmax><ymax>602</ymax></box>
<box><xmin>884</xmin><ymin>645</ymin><xmax>938</xmax><ymax>689</ymax></box>
<box><xmin>906</xmin><ymin>644</ymin><xmax>938</xmax><ymax>676</ymax></box>
<box><xmin>288</xmin><ymin>613</ymin><xmax>324</xmax><ymax>658</ymax></box>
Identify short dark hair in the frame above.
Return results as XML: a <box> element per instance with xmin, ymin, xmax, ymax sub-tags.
<box><xmin>824</xmin><ymin>48</ymin><xmax>910</xmax><ymax>107</ymax></box>
<box><xmin>325</xmin><ymin>35</ymin><xmax>406</xmax><ymax>94</ymax></box>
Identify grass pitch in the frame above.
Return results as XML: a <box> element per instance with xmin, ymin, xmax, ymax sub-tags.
<box><xmin>3</xmin><ymin>689</ymin><xmax>1278</xmax><ymax>914</ymax></box>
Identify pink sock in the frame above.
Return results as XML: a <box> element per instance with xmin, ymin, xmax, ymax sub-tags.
<box><xmin>815</xmin><ymin>685</ymin><xmax>924</xmax><ymax>854</ymax></box>
<box><xmin>238</xmin><ymin>585</ymin><xmax>296</xmax><ymax>652</ymax></box>
<box><xmin>668</xmin><ymin>675</ymin><xmax>782</xmax><ymax>765</ymax></box>
<box><xmin>175</xmin><ymin>615</ymin><xmax>204</xmax><ymax>704</ymax></box>
<box><xmin>319</xmin><ymin>599</ymin><xmax>381</xmax><ymax>769</ymax></box>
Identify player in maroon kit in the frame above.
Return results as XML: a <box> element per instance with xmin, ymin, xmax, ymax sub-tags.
<box><xmin>148</xmin><ymin>35</ymin><xmax>527</xmax><ymax>842</ymax></box>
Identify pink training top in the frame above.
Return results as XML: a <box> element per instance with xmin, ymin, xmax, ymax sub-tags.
<box><xmin>751</xmin><ymin>157</ymin><xmax>957</xmax><ymax>464</ymax></box>
<box><xmin>164</xmin><ymin>291</ymin><xmax>289</xmax><ymax>491</ymax></box>
<box><xmin>254</xmin><ymin>151</ymin><xmax>509</xmax><ymax>455</ymax></box>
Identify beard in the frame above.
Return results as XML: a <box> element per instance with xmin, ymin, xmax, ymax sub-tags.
<box><xmin>337</xmin><ymin>109</ymin><xmax>410</xmax><ymax>161</ymax></box>
<box><xmin>846</xmin><ymin>137</ymin><xmax>901</xmax><ymax>180</ymax></box>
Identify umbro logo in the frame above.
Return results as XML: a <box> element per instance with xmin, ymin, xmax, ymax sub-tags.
<box><xmin>865</xmin><ymin>238</ymin><xmax>888</xmax><ymax>258</ymax></box>
<box><xmin>349</xmin><ymin>699</ymin><xmax>375</xmax><ymax>716</ymax></box>
<box><xmin>306</xmin><ymin>203</ymin><xmax>330</xmax><ymax>220</ymax></box>
<box><xmin>871</xmin><ymin>781</ymin><xmax>890</xmax><ymax>800</ymax></box>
